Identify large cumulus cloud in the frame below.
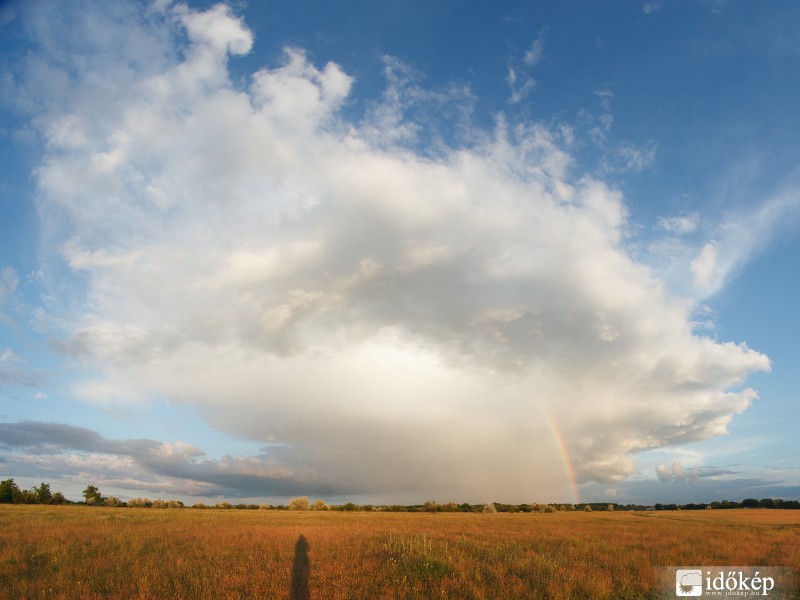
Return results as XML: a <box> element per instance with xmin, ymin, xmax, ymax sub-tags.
<box><xmin>10</xmin><ymin>1</ymin><xmax>769</xmax><ymax>501</ymax></box>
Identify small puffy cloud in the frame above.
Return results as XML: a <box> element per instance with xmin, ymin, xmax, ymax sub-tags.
<box><xmin>656</xmin><ymin>461</ymin><xmax>698</xmax><ymax>483</ymax></box>
<box><xmin>11</xmin><ymin>1</ymin><xmax>771</xmax><ymax>501</ymax></box>
<box><xmin>595</xmin><ymin>88</ymin><xmax>614</xmax><ymax>112</ymax></box>
<box><xmin>523</xmin><ymin>36</ymin><xmax>544</xmax><ymax>67</ymax></box>
<box><xmin>173</xmin><ymin>3</ymin><xmax>253</xmax><ymax>56</ymax></box>
<box><xmin>643</xmin><ymin>2</ymin><xmax>664</xmax><ymax>14</ymax></box>
<box><xmin>657</xmin><ymin>213</ymin><xmax>700</xmax><ymax>235</ymax></box>
<box><xmin>691</xmin><ymin>241</ymin><xmax>720</xmax><ymax>292</ymax></box>
<box><xmin>507</xmin><ymin>66</ymin><xmax>535</xmax><ymax>104</ymax></box>
<box><xmin>507</xmin><ymin>33</ymin><xmax>543</xmax><ymax>105</ymax></box>
<box><xmin>608</xmin><ymin>140</ymin><xmax>657</xmax><ymax>173</ymax></box>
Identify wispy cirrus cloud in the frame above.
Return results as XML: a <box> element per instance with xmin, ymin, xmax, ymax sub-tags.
<box><xmin>690</xmin><ymin>191</ymin><xmax>800</xmax><ymax>297</ymax></box>
<box><xmin>507</xmin><ymin>32</ymin><xmax>544</xmax><ymax>105</ymax></box>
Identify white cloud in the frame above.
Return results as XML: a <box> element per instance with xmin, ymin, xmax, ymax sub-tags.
<box><xmin>15</xmin><ymin>1</ymin><xmax>771</xmax><ymax>501</ymax></box>
<box><xmin>686</xmin><ymin>191</ymin><xmax>800</xmax><ymax>297</ymax></box>
<box><xmin>523</xmin><ymin>36</ymin><xmax>544</xmax><ymax>67</ymax></box>
<box><xmin>608</xmin><ymin>140</ymin><xmax>657</xmax><ymax>173</ymax></box>
<box><xmin>657</xmin><ymin>213</ymin><xmax>699</xmax><ymax>235</ymax></box>
<box><xmin>648</xmin><ymin>185</ymin><xmax>800</xmax><ymax>300</ymax></box>
<box><xmin>507</xmin><ymin>34</ymin><xmax>543</xmax><ymax>105</ymax></box>
<box><xmin>507</xmin><ymin>67</ymin><xmax>535</xmax><ymax>105</ymax></box>
<box><xmin>173</xmin><ymin>2</ymin><xmax>253</xmax><ymax>56</ymax></box>
<box><xmin>691</xmin><ymin>241</ymin><xmax>720</xmax><ymax>292</ymax></box>
<box><xmin>656</xmin><ymin>461</ymin><xmax>699</xmax><ymax>484</ymax></box>
<box><xmin>360</xmin><ymin>56</ymin><xmax>476</xmax><ymax>151</ymax></box>
<box><xmin>595</xmin><ymin>88</ymin><xmax>614</xmax><ymax>112</ymax></box>
<box><xmin>643</xmin><ymin>2</ymin><xmax>664</xmax><ymax>14</ymax></box>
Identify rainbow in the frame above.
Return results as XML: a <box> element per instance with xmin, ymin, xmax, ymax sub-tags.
<box><xmin>541</xmin><ymin>407</ymin><xmax>581</xmax><ymax>504</ymax></box>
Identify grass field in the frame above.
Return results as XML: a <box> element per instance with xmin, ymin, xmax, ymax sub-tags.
<box><xmin>1</xmin><ymin>506</ymin><xmax>798</xmax><ymax>599</ymax></box>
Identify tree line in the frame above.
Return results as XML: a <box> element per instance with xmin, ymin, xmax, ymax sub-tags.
<box><xmin>2</xmin><ymin>479</ymin><xmax>798</xmax><ymax>510</ymax></box>
<box><xmin>0</xmin><ymin>479</ymin><xmax>67</xmax><ymax>505</ymax></box>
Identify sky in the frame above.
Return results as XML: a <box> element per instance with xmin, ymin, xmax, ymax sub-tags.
<box><xmin>0</xmin><ymin>0</ymin><xmax>798</xmax><ymax>506</ymax></box>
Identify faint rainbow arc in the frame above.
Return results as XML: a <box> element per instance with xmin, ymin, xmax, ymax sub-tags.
<box><xmin>541</xmin><ymin>407</ymin><xmax>581</xmax><ymax>504</ymax></box>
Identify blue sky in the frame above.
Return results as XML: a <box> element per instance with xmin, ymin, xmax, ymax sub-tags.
<box><xmin>0</xmin><ymin>0</ymin><xmax>798</xmax><ymax>505</ymax></box>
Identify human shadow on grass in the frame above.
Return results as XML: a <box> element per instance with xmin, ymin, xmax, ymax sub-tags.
<box><xmin>290</xmin><ymin>534</ymin><xmax>310</xmax><ymax>600</ymax></box>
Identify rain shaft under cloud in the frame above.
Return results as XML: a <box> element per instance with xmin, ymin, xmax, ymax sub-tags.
<box><xmin>5</xmin><ymin>1</ymin><xmax>769</xmax><ymax>501</ymax></box>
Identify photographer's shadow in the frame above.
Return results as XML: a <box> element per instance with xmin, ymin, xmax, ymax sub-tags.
<box><xmin>290</xmin><ymin>534</ymin><xmax>310</xmax><ymax>600</ymax></box>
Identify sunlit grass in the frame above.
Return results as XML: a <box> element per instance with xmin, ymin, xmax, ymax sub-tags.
<box><xmin>1</xmin><ymin>506</ymin><xmax>797</xmax><ymax>598</ymax></box>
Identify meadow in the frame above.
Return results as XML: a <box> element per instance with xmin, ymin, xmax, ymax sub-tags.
<box><xmin>1</xmin><ymin>506</ymin><xmax>798</xmax><ymax>599</ymax></box>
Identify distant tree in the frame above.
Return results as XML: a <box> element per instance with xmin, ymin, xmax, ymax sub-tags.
<box><xmin>83</xmin><ymin>484</ymin><xmax>102</xmax><ymax>505</ymax></box>
<box><xmin>289</xmin><ymin>496</ymin><xmax>311</xmax><ymax>511</ymax></box>
<box><xmin>0</xmin><ymin>479</ymin><xmax>19</xmax><ymax>504</ymax></box>
<box><xmin>584</xmin><ymin>505</ymin><xmax>592</xmax><ymax>512</ymax></box>
<box><xmin>33</xmin><ymin>482</ymin><xmax>52</xmax><ymax>504</ymax></box>
<box><xmin>104</xmin><ymin>496</ymin><xmax>125</xmax><ymax>507</ymax></box>
<box><xmin>16</xmin><ymin>488</ymin><xmax>36</xmax><ymax>503</ymax></box>
<box><xmin>759</xmin><ymin>498</ymin><xmax>776</xmax><ymax>509</ymax></box>
<box><xmin>312</xmin><ymin>499</ymin><xmax>330</xmax><ymax>511</ymax></box>
<box><xmin>127</xmin><ymin>498</ymin><xmax>152</xmax><ymax>508</ymax></box>
<box><xmin>423</xmin><ymin>500</ymin><xmax>438</xmax><ymax>512</ymax></box>
<box><xmin>259</xmin><ymin>503</ymin><xmax>272</xmax><ymax>510</ymax></box>
<box><xmin>482</xmin><ymin>502</ymin><xmax>497</xmax><ymax>514</ymax></box>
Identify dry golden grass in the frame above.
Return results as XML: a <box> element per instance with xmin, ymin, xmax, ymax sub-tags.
<box><xmin>1</xmin><ymin>506</ymin><xmax>798</xmax><ymax>599</ymax></box>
